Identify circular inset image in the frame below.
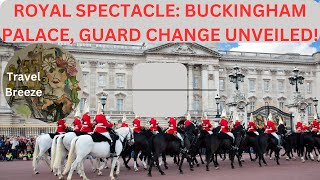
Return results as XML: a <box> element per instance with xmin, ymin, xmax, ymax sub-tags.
<box><xmin>2</xmin><ymin>43</ymin><xmax>83</xmax><ymax>122</ymax></box>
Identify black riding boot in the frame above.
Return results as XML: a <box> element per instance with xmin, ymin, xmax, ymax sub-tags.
<box><xmin>108</xmin><ymin>129</ymin><xmax>119</xmax><ymax>156</ymax></box>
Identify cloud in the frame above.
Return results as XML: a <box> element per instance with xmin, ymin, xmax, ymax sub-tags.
<box><xmin>230</xmin><ymin>43</ymin><xmax>317</xmax><ymax>55</ymax></box>
<box><xmin>0</xmin><ymin>0</ymin><xmax>4</xmax><ymax>6</ymax></box>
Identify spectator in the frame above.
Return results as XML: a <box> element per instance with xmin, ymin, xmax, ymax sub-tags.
<box><xmin>10</xmin><ymin>137</ymin><xmax>19</xmax><ymax>159</ymax></box>
<box><xmin>6</xmin><ymin>152</ymin><xmax>13</xmax><ymax>161</ymax></box>
<box><xmin>26</xmin><ymin>139</ymin><xmax>32</xmax><ymax>153</ymax></box>
<box><xmin>27</xmin><ymin>151</ymin><xmax>32</xmax><ymax>160</ymax></box>
<box><xmin>18</xmin><ymin>151</ymin><xmax>23</xmax><ymax>160</ymax></box>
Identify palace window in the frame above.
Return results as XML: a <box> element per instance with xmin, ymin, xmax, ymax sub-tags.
<box><xmin>82</xmin><ymin>73</ymin><xmax>88</xmax><ymax>87</ymax></box>
<box><xmin>308</xmin><ymin>103</ymin><xmax>313</xmax><ymax>116</ymax></box>
<box><xmin>117</xmin><ymin>99</ymin><xmax>124</xmax><ymax>112</ymax></box>
<box><xmin>279</xmin><ymin>102</ymin><xmax>284</xmax><ymax>111</ymax></box>
<box><xmin>306</xmin><ymin>82</ymin><xmax>312</xmax><ymax>93</ymax></box>
<box><xmin>219</xmin><ymin>79</ymin><xmax>225</xmax><ymax>91</ymax></box>
<box><xmin>80</xmin><ymin>98</ymin><xmax>86</xmax><ymax>112</ymax></box>
<box><xmin>220</xmin><ymin>101</ymin><xmax>226</xmax><ymax>113</ymax></box>
<box><xmin>193</xmin><ymin>96</ymin><xmax>200</xmax><ymax>111</ymax></box>
<box><xmin>193</xmin><ymin>77</ymin><xmax>199</xmax><ymax>89</ymax></box>
<box><xmin>98</xmin><ymin>73</ymin><xmax>106</xmax><ymax>87</ymax></box>
<box><xmin>264</xmin><ymin>80</ymin><xmax>270</xmax><ymax>92</ymax></box>
<box><xmin>249</xmin><ymin>79</ymin><xmax>255</xmax><ymax>92</ymax></box>
<box><xmin>278</xmin><ymin>80</ymin><xmax>284</xmax><ymax>93</ymax></box>
<box><xmin>249</xmin><ymin>102</ymin><xmax>255</xmax><ymax>112</ymax></box>
<box><xmin>117</xmin><ymin>74</ymin><xmax>125</xmax><ymax>88</ymax></box>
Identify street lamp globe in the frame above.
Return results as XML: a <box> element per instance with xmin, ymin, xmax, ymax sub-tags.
<box><xmin>314</xmin><ymin>97</ymin><xmax>318</xmax><ymax>107</ymax></box>
<box><xmin>100</xmin><ymin>95</ymin><xmax>108</xmax><ymax>109</ymax></box>
<box><xmin>215</xmin><ymin>94</ymin><xmax>220</xmax><ymax>102</ymax></box>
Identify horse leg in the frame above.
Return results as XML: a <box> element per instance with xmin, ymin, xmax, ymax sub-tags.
<box><xmin>205</xmin><ymin>150</ymin><xmax>211</xmax><ymax>171</ymax></box>
<box><xmin>109</xmin><ymin>156</ymin><xmax>119</xmax><ymax>180</ymax></box>
<box><xmin>155</xmin><ymin>156</ymin><xmax>165</xmax><ymax>175</ymax></box>
<box><xmin>147</xmin><ymin>155</ymin><xmax>154</xmax><ymax>177</ymax></box>
<box><xmin>121</xmin><ymin>154</ymin><xmax>130</xmax><ymax>170</ymax></box>
<box><xmin>133</xmin><ymin>151</ymin><xmax>139</xmax><ymax>172</ymax></box>
<box><xmin>269</xmin><ymin>149</ymin><xmax>273</xmax><ymax>160</ymax></box>
<box><xmin>142</xmin><ymin>154</ymin><xmax>148</xmax><ymax>170</ymax></box>
<box><xmin>199</xmin><ymin>151</ymin><xmax>205</xmax><ymax>164</ymax></box>
<box><xmin>179</xmin><ymin>154</ymin><xmax>185</xmax><ymax>174</ymax></box>
<box><xmin>229</xmin><ymin>151</ymin><xmax>235</xmax><ymax>169</ymax></box>
<box><xmin>162</xmin><ymin>153</ymin><xmax>168</xmax><ymax>169</ymax></box>
<box><xmin>33</xmin><ymin>149</ymin><xmax>47</xmax><ymax>174</ymax></box>
<box><xmin>67</xmin><ymin>157</ymin><xmax>83</xmax><ymax>180</ymax></box>
<box><xmin>236</xmin><ymin>151</ymin><xmax>242</xmax><ymax>167</ymax></box>
<box><xmin>275</xmin><ymin>148</ymin><xmax>280</xmax><ymax>165</ymax></box>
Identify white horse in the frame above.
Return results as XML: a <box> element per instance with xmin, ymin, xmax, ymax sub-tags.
<box><xmin>32</xmin><ymin>134</ymin><xmax>54</xmax><ymax>174</ymax></box>
<box><xmin>53</xmin><ymin>132</ymin><xmax>107</xmax><ymax>179</ymax></box>
<box><xmin>63</xmin><ymin>127</ymin><xmax>134</xmax><ymax>180</ymax></box>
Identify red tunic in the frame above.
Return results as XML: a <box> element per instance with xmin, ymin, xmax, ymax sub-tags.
<box><xmin>185</xmin><ymin>120</ymin><xmax>192</xmax><ymax>127</ymax></box>
<box><xmin>133</xmin><ymin>118</ymin><xmax>142</xmax><ymax>133</ymax></box>
<box><xmin>56</xmin><ymin>119</ymin><xmax>66</xmax><ymax>133</ymax></box>
<box><xmin>81</xmin><ymin>114</ymin><xmax>93</xmax><ymax>133</ymax></box>
<box><xmin>247</xmin><ymin>121</ymin><xmax>257</xmax><ymax>133</ymax></box>
<box><xmin>167</xmin><ymin>117</ymin><xmax>177</xmax><ymax>134</ymax></box>
<box><xmin>265</xmin><ymin>120</ymin><xmax>277</xmax><ymax>134</ymax></box>
<box><xmin>219</xmin><ymin>118</ymin><xmax>229</xmax><ymax>133</ymax></box>
<box><xmin>73</xmin><ymin>118</ymin><xmax>82</xmax><ymax>132</ymax></box>
<box><xmin>94</xmin><ymin>114</ymin><xmax>113</xmax><ymax>133</ymax></box>
<box><xmin>295</xmin><ymin>122</ymin><xmax>303</xmax><ymax>133</ymax></box>
<box><xmin>311</xmin><ymin>120</ymin><xmax>319</xmax><ymax>133</ymax></box>
<box><xmin>234</xmin><ymin>120</ymin><xmax>241</xmax><ymax>129</ymax></box>
<box><xmin>149</xmin><ymin>118</ymin><xmax>158</xmax><ymax>131</ymax></box>
<box><xmin>121</xmin><ymin>122</ymin><xmax>129</xmax><ymax>127</ymax></box>
<box><xmin>202</xmin><ymin>119</ymin><xmax>212</xmax><ymax>131</ymax></box>
<box><xmin>302</xmin><ymin>124</ymin><xmax>310</xmax><ymax>132</ymax></box>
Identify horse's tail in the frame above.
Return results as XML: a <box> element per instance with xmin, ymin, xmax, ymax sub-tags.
<box><xmin>32</xmin><ymin>136</ymin><xmax>40</xmax><ymax>168</ymax></box>
<box><xmin>50</xmin><ymin>135</ymin><xmax>59</xmax><ymax>170</ymax></box>
<box><xmin>63</xmin><ymin>136</ymin><xmax>79</xmax><ymax>175</ymax></box>
<box><xmin>53</xmin><ymin>134</ymin><xmax>65</xmax><ymax>170</ymax></box>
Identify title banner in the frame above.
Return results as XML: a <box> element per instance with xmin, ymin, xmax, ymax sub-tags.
<box><xmin>0</xmin><ymin>0</ymin><xmax>319</xmax><ymax>44</ymax></box>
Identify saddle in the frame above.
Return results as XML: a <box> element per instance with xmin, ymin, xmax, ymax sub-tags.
<box><xmin>75</xmin><ymin>132</ymin><xmax>88</xmax><ymax>136</ymax></box>
<box><xmin>90</xmin><ymin>132</ymin><xmax>111</xmax><ymax>143</ymax></box>
<box><xmin>49</xmin><ymin>132</ymin><xmax>60</xmax><ymax>139</ymax></box>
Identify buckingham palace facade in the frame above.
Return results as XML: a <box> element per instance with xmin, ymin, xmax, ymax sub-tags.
<box><xmin>0</xmin><ymin>40</ymin><xmax>320</xmax><ymax>126</ymax></box>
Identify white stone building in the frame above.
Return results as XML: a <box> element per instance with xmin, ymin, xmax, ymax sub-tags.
<box><xmin>0</xmin><ymin>40</ymin><xmax>319</xmax><ymax>127</ymax></box>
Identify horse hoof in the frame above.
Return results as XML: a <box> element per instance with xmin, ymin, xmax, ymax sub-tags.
<box><xmin>110</xmin><ymin>177</ymin><xmax>115</xmax><ymax>180</ymax></box>
<box><xmin>161</xmin><ymin>172</ymin><xmax>165</xmax><ymax>175</ymax></box>
<box><xmin>269</xmin><ymin>157</ymin><xmax>273</xmax><ymax>160</ymax></box>
<box><xmin>98</xmin><ymin>172</ymin><xmax>103</xmax><ymax>176</ymax></box>
<box><xmin>197</xmin><ymin>164</ymin><xmax>200</xmax><ymax>167</ymax></box>
<box><xmin>58</xmin><ymin>176</ymin><xmax>64</xmax><ymax>180</ymax></box>
<box><xmin>180</xmin><ymin>171</ymin><xmax>184</xmax><ymax>174</ymax></box>
<box><xmin>190</xmin><ymin>168</ymin><xmax>194</xmax><ymax>171</ymax></box>
<box><xmin>165</xmin><ymin>166</ymin><xmax>168</xmax><ymax>170</ymax></box>
<box><xmin>134</xmin><ymin>169</ymin><xmax>139</xmax><ymax>172</ymax></box>
<box><xmin>127</xmin><ymin>167</ymin><xmax>131</xmax><ymax>170</ymax></box>
<box><xmin>35</xmin><ymin>171</ymin><xmax>39</xmax><ymax>175</ymax></box>
<box><xmin>215</xmin><ymin>167</ymin><xmax>219</xmax><ymax>170</ymax></box>
<box><xmin>148</xmin><ymin>173</ymin><xmax>152</xmax><ymax>177</ymax></box>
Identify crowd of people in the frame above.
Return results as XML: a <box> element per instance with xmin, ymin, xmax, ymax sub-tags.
<box><xmin>0</xmin><ymin>135</ymin><xmax>35</xmax><ymax>161</ymax></box>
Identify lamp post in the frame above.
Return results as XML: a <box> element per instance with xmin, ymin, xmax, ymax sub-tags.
<box><xmin>289</xmin><ymin>67</ymin><xmax>304</xmax><ymax>93</ymax></box>
<box><xmin>215</xmin><ymin>94</ymin><xmax>221</xmax><ymax>118</ymax></box>
<box><xmin>228</xmin><ymin>65</ymin><xmax>245</xmax><ymax>91</ymax></box>
<box><xmin>314</xmin><ymin>97</ymin><xmax>319</xmax><ymax>119</ymax></box>
<box><xmin>100</xmin><ymin>94</ymin><xmax>108</xmax><ymax>114</ymax></box>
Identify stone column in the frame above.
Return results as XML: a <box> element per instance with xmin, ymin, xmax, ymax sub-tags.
<box><xmin>89</xmin><ymin>61</ymin><xmax>98</xmax><ymax>112</ymax></box>
<box><xmin>202</xmin><ymin>65</ymin><xmax>208</xmax><ymax>112</ymax></box>
<box><xmin>126</xmin><ymin>63</ymin><xmax>134</xmax><ymax>112</ymax></box>
<box><xmin>108</xmin><ymin>62</ymin><xmax>116</xmax><ymax>111</ymax></box>
<box><xmin>207</xmin><ymin>65</ymin><xmax>214</xmax><ymax>110</ymax></box>
<box><xmin>188</xmin><ymin>64</ymin><xmax>193</xmax><ymax>111</ymax></box>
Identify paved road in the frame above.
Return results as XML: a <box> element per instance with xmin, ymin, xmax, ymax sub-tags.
<box><xmin>0</xmin><ymin>155</ymin><xmax>319</xmax><ymax>180</ymax></box>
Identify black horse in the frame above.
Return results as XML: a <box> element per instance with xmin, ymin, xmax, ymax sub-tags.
<box><xmin>300</xmin><ymin>131</ymin><xmax>315</xmax><ymax>162</ymax></box>
<box><xmin>256</xmin><ymin>130</ymin><xmax>281</xmax><ymax>166</ymax></box>
<box><xmin>147</xmin><ymin>127</ymin><xmax>192</xmax><ymax>176</ymax></box>
<box><xmin>239</xmin><ymin>129</ymin><xmax>261</xmax><ymax>162</ymax></box>
<box><xmin>205</xmin><ymin>125</ymin><xmax>244</xmax><ymax>171</ymax></box>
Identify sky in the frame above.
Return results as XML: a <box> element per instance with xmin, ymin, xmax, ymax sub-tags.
<box><xmin>0</xmin><ymin>0</ymin><xmax>319</xmax><ymax>55</ymax></box>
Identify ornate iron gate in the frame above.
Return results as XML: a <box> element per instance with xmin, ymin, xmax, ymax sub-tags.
<box><xmin>247</xmin><ymin>106</ymin><xmax>293</xmax><ymax>131</ymax></box>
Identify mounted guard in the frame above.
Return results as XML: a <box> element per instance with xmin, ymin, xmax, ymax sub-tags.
<box><xmin>219</xmin><ymin>109</ymin><xmax>235</xmax><ymax>141</ymax></box>
<box><xmin>72</xmin><ymin>106</ymin><xmax>82</xmax><ymax>132</ymax></box>
<box><xmin>248</xmin><ymin>113</ymin><xmax>259</xmax><ymax>136</ymax></box>
<box><xmin>133</xmin><ymin>115</ymin><xmax>143</xmax><ymax>133</ymax></box>
<box><xmin>149</xmin><ymin>117</ymin><xmax>158</xmax><ymax>134</ymax></box>
<box><xmin>201</xmin><ymin>112</ymin><xmax>212</xmax><ymax>134</ymax></box>
<box><xmin>80</xmin><ymin>103</ymin><xmax>93</xmax><ymax>133</ymax></box>
<box><xmin>56</xmin><ymin>119</ymin><xmax>67</xmax><ymax>133</ymax></box>
<box><xmin>265</xmin><ymin>113</ymin><xmax>281</xmax><ymax>148</ymax></box>
<box><xmin>185</xmin><ymin>111</ymin><xmax>192</xmax><ymax>128</ymax></box>
<box><xmin>121</xmin><ymin>114</ymin><xmax>129</xmax><ymax>127</ymax></box>
<box><xmin>165</xmin><ymin>117</ymin><xmax>185</xmax><ymax>149</ymax></box>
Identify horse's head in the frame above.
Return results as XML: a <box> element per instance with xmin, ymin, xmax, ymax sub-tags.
<box><xmin>116</xmin><ymin>127</ymin><xmax>134</xmax><ymax>145</ymax></box>
<box><xmin>232</xmin><ymin>125</ymin><xmax>245</xmax><ymax>147</ymax></box>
